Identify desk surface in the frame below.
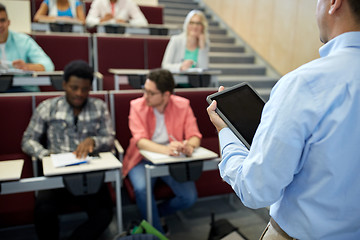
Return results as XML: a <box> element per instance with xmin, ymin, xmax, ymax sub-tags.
<box><xmin>0</xmin><ymin>159</ymin><xmax>24</xmax><ymax>181</ymax></box>
<box><xmin>109</xmin><ymin>68</ymin><xmax>222</xmax><ymax>76</ymax></box>
<box><xmin>43</xmin><ymin>152</ymin><xmax>122</xmax><ymax>176</ymax></box>
<box><xmin>140</xmin><ymin>147</ymin><xmax>218</xmax><ymax>165</ymax></box>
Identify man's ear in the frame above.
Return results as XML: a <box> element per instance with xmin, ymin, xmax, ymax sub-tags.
<box><xmin>163</xmin><ymin>91</ymin><xmax>171</xmax><ymax>98</ymax></box>
<box><xmin>329</xmin><ymin>0</ymin><xmax>342</xmax><ymax>15</ymax></box>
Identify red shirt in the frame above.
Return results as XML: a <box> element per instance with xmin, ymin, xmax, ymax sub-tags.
<box><xmin>122</xmin><ymin>95</ymin><xmax>202</xmax><ymax>176</ymax></box>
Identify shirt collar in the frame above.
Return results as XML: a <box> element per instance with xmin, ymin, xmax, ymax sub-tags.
<box><xmin>319</xmin><ymin>31</ymin><xmax>360</xmax><ymax>57</ymax></box>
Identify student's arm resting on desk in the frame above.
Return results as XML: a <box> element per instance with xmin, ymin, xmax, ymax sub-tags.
<box><xmin>10</xmin><ymin>32</ymin><xmax>54</xmax><ymax>72</ymax></box>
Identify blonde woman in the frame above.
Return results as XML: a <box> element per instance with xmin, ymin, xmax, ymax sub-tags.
<box><xmin>162</xmin><ymin>10</ymin><xmax>209</xmax><ymax>71</ymax></box>
<box><xmin>34</xmin><ymin>0</ymin><xmax>85</xmax><ymax>24</ymax></box>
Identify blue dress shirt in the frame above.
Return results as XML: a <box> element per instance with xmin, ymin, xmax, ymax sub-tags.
<box><xmin>218</xmin><ymin>31</ymin><xmax>360</xmax><ymax>240</ymax></box>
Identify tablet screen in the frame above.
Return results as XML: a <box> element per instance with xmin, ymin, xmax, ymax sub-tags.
<box><xmin>207</xmin><ymin>83</ymin><xmax>265</xmax><ymax>149</ymax></box>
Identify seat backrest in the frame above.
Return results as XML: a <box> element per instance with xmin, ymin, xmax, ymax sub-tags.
<box><xmin>32</xmin><ymin>32</ymin><xmax>91</xmax><ymax>70</ymax></box>
<box><xmin>146</xmin><ymin>37</ymin><xmax>170</xmax><ymax>69</ymax></box>
<box><xmin>0</xmin><ymin>94</ymin><xmax>33</xmax><ymax>155</ymax></box>
<box><xmin>31</xmin><ymin>0</ymin><xmax>43</xmax><ymax>20</ymax></box>
<box><xmin>175</xmin><ymin>88</ymin><xmax>219</xmax><ymax>154</ymax></box>
<box><xmin>109</xmin><ymin>90</ymin><xmax>143</xmax><ymax>152</ymax></box>
<box><xmin>94</xmin><ymin>34</ymin><xmax>146</xmax><ymax>74</ymax></box>
<box><xmin>139</xmin><ymin>5</ymin><xmax>164</xmax><ymax>24</ymax></box>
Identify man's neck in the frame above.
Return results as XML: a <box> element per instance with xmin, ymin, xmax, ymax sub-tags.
<box><xmin>0</xmin><ymin>31</ymin><xmax>9</xmax><ymax>44</ymax></box>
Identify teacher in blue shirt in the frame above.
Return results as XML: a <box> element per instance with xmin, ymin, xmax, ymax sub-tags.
<box><xmin>207</xmin><ymin>0</ymin><xmax>360</xmax><ymax>239</ymax></box>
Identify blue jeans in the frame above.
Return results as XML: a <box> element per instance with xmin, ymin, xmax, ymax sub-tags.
<box><xmin>128</xmin><ymin>160</ymin><xmax>198</xmax><ymax>233</ymax></box>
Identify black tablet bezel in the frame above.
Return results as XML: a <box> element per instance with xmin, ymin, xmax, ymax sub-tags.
<box><xmin>206</xmin><ymin>82</ymin><xmax>265</xmax><ymax>149</ymax></box>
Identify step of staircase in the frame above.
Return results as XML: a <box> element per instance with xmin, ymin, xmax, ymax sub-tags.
<box><xmin>209</xmin><ymin>52</ymin><xmax>255</xmax><ymax>64</ymax></box>
<box><xmin>160</xmin><ymin>0</ymin><xmax>279</xmax><ymax>96</ymax></box>
<box><xmin>162</xmin><ymin>4</ymin><xmax>204</xmax><ymax>12</ymax></box>
<box><xmin>209</xmin><ymin>63</ymin><xmax>267</xmax><ymax>75</ymax></box>
<box><xmin>164</xmin><ymin>9</ymin><xmax>212</xmax><ymax>19</ymax></box>
<box><xmin>209</xmin><ymin>28</ymin><xmax>227</xmax><ymax>35</ymax></box>
<box><xmin>159</xmin><ymin>1</ymin><xmax>200</xmax><ymax>10</ymax></box>
<box><xmin>210</xmin><ymin>35</ymin><xmax>235</xmax><ymax>44</ymax></box>
<box><xmin>164</xmin><ymin>16</ymin><xmax>219</xmax><ymax>26</ymax></box>
<box><xmin>217</xmin><ymin>75</ymin><xmax>278</xmax><ymax>88</ymax></box>
<box><xmin>159</xmin><ymin>0</ymin><xmax>196</xmax><ymax>4</ymax></box>
<box><xmin>210</xmin><ymin>43</ymin><xmax>245</xmax><ymax>53</ymax></box>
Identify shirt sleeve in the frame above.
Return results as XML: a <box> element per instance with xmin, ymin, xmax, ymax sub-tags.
<box><xmin>21</xmin><ymin>102</ymin><xmax>50</xmax><ymax>160</ymax></box>
<box><xmin>128</xmin><ymin>100</ymin><xmax>151</xmax><ymax>143</ymax></box>
<box><xmin>85</xmin><ymin>0</ymin><xmax>102</xmax><ymax>28</ymax></box>
<box><xmin>25</xmin><ymin>36</ymin><xmax>55</xmax><ymax>71</ymax></box>
<box><xmin>92</xmin><ymin>101</ymin><xmax>115</xmax><ymax>152</ymax></box>
<box><xmin>184</xmin><ymin>103</ymin><xmax>202</xmax><ymax>140</ymax></box>
<box><xmin>197</xmin><ymin>42</ymin><xmax>209</xmax><ymax>69</ymax></box>
<box><xmin>127</xmin><ymin>1</ymin><xmax>148</xmax><ymax>26</ymax></box>
<box><xmin>161</xmin><ymin>36</ymin><xmax>183</xmax><ymax>71</ymax></box>
<box><xmin>218</xmin><ymin>73</ymin><xmax>318</xmax><ymax>209</ymax></box>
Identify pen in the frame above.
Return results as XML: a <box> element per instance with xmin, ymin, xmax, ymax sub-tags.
<box><xmin>169</xmin><ymin>134</ymin><xmax>177</xmax><ymax>142</ymax></box>
<box><xmin>169</xmin><ymin>134</ymin><xmax>179</xmax><ymax>155</ymax></box>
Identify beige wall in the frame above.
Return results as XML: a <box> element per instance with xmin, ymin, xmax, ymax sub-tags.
<box><xmin>203</xmin><ymin>0</ymin><xmax>323</xmax><ymax>76</ymax></box>
<box><xmin>0</xmin><ymin>0</ymin><xmax>31</xmax><ymax>33</ymax></box>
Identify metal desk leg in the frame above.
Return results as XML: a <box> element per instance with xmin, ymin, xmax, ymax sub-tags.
<box><xmin>145</xmin><ymin>164</ymin><xmax>153</xmax><ymax>225</ymax></box>
<box><xmin>115</xmin><ymin>169</ymin><xmax>123</xmax><ymax>233</ymax></box>
<box><xmin>115</xmin><ymin>75</ymin><xmax>120</xmax><ymax>91</ymax></box>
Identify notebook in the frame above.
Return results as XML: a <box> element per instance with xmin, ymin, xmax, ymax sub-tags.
<box><xmin>206</xmin><ymin>82</ymin><xmax>265</xmax><ymax>149</ymax></box>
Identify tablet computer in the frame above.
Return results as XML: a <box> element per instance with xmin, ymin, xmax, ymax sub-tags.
<box><xmin>206</xmin><ymin>82</ymin><xmax>265</xmax><ymax>149</ymax></box>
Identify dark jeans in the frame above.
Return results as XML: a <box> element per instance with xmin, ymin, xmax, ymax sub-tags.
<box><xmin>34</xmin><ymin>184</ymin><xmax>113</xmax><ymax>240</ymax></box>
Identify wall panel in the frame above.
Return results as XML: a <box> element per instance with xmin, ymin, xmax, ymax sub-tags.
<box><xmin>203</xmin><ymin>0</ymin><xmax>321</xmax><ymax>75</ymax></box>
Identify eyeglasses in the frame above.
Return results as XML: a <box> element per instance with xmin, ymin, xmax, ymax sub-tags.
<box><xmin>189</xmin><ymin>21</ymin><xmax>203</xmax><ymax>26</ymax></box>
<box><xmin>143</xmin><ymin>89</ymin><xmax>162</xmax><ymax>97</ymax></box>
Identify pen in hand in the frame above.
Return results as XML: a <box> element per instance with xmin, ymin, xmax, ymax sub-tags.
<box><xmin>169</xmin><ymin>134</ymin><xmax>182</xmax><ymax>156</ymax></box>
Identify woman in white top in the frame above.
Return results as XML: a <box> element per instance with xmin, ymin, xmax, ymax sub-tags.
<box><xmin>161</xmin><ymin>10</ymin><xmax>209</xmax><ymax>72</ymax></box>
<box><xmin>33</xmin><ymin>0</ymin><xmax>85</xmax><ymax>24</ymax></box>
<box><xmin>85</xmin><ymin>0</ymin><xmax>148</xmax><ymax>28</ymax></box>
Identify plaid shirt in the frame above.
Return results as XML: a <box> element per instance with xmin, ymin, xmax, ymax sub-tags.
<box><xmin>22</xmin><ymin>96</ymin><xmax>115</xmax><ymax>159</ymax></box>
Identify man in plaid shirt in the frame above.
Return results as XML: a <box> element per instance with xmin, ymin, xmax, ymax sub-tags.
<box><xmin>22</xmin><ymin>60</ymin><xmax>115</xmax><ymax>240</ymax></box>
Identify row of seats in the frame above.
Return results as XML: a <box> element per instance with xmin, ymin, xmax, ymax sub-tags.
<box><xmin>0</xmin><ymin>88</ymin><xmax>233</xmax><ymax>228</ymax></box>
<box><xmin>31</xmin><ymin>0</ymin><xmax>164</xmax><ymax>25</ymax></box>
<box><xmin>31</xmin><ymin>32</ymin><xmax>170</xmax><ymax>90</ymax></box>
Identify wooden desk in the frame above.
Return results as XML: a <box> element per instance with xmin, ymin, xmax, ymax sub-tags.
<box><xmin>97</xmin><ymin>22</ymin><xmax>181</xmax><ymax>36</ymax></box>
<box><xmin>0</xmin><ymin>71</ymin><xmax>101</xmax><ymax>92</ymax></box>
<box><xmin>0</xmin><ymin>152</ymin><xmax>123</xmax><ymax>233</ymax></box>
<box><xmin>140</xmin><ymin>147</ymin><xmax>219</xmax><ymax>225</ymax></box>
<box><xmin>0</xmin><ymin>159</ymin><xmax>24</xmax><ymax>181</ymax></box>
<box><xmin>109</xmin><ymin>68</ymin><xmax>221</xmax><ymax>90</ymax></box>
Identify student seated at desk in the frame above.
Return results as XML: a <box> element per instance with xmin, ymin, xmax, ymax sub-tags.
<box><xmin>161</xmin><ymin>10</ymin><xmax>209</xmax><ymax>72</ymax></box>
<box><xmin>0</xmin><ymin>3</ymin><xmax>54</xmax><ymax>92</ymax></box>
<box><xmin>21</xmin><ymin>60</ymin><xmax>114</xmax><ymax>240</ymax></box>
<box><xmin>85</xmin><ymin>0</ymin><xmax>148</xmax><ymax>28</ymax></box>
<box><xmin>34</xmin><ymin>0</ymin><xmax>85</xmax><ymax>24</ymax></box>
<box><xmin>123</xmin><ymin>69</ymin><xmax>202</xmax><ymax>234</ymax></box>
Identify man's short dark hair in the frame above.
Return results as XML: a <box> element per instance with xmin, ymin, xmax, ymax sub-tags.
<box><xmin>147</xmin><ymin>69</ymin><xmax>175</xmax><ymax>94</ymax></box>
<box><xmin>63</xmin><ymin>60</ymin><xmax>93</xmax><ymax>83</ymax></box>
<box><xmin>0</xmin><ymin>3</ymin><xmax>7</xmax><ymax>13</ymax></box>
<box><xmin>348</xmin><ymin>0</ymin><xmax>360</xmax><ymax>21</ymax></box>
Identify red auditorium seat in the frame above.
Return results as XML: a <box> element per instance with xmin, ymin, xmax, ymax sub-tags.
<box><xmin>146</xmin><ymin>37</ymin><xmax>170</xmax><ymax>69</ymax></box>
<box><xmin>139</xmin><ymin>5</ymin><xmax>164</xmax><ymax>24</ymax></box>
<box><xmin>94</xmin><ymin>34</ymin><xmax>146</xmax><ymax>90</ymax></box>
<box><xmin>32</xmin><ymin>32</ymin><xmax>91</xmax><ymax>71</ymax></box>
<box><xmin>0</xmin><ymin>95</ymin><xmax>35</xmax><ymax>227</ymax></box>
